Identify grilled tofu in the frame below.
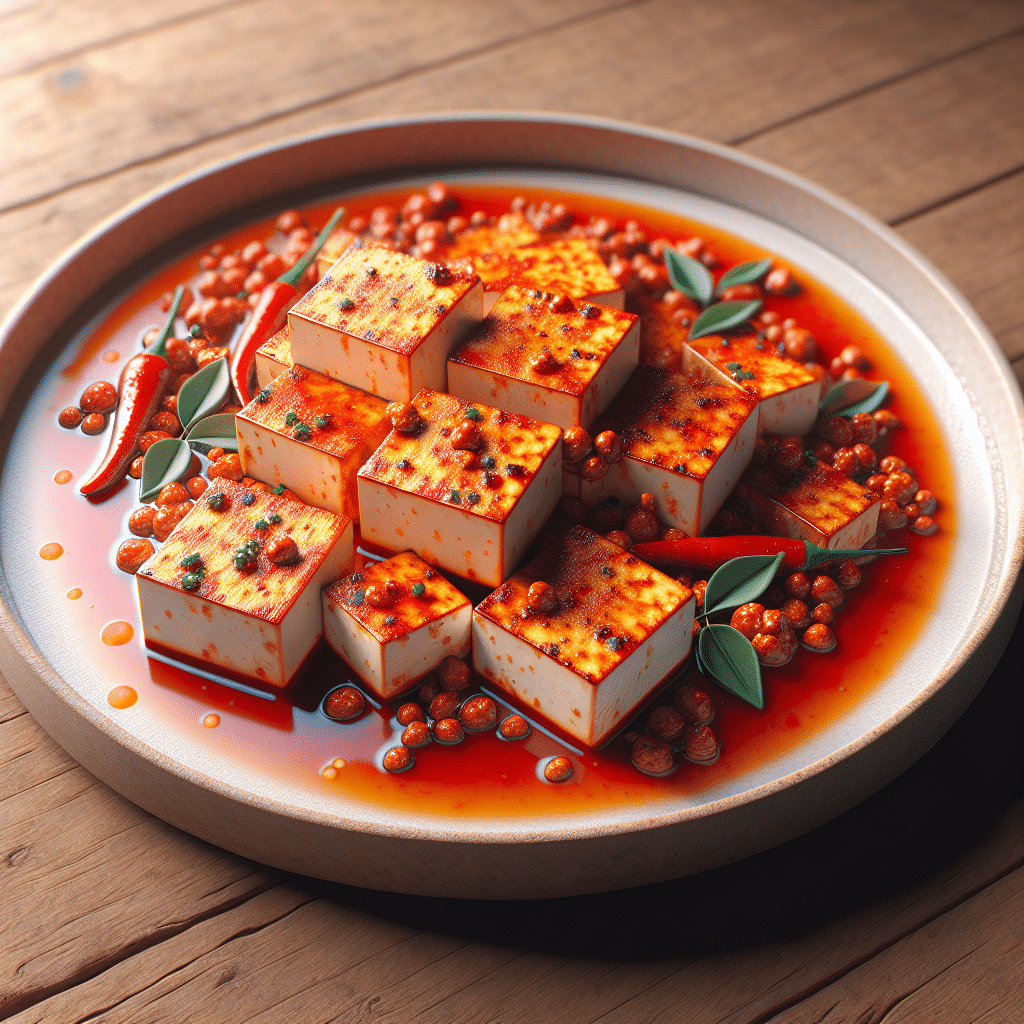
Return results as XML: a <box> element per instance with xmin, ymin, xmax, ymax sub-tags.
<box><xmin>447</xmin><ymin>285</ymin><xmax>639</xmax><ymax>431</ymax></box>
<box><xmin>255</xmin><ymin>324</ymin><xmax>292</xmax><ymax>390</ymax></box>
<box><xmin>357</xmin><ymin>388</ymin><xmax>562</xmax><ymax>587</ymax></box>
<box><xmin>323</xmin><ymin>550</ymin><xmax>472</xmax><ymax>700</ymax></box>
<box><xmin>136</xmin><ymin>483</ymin><xmax>353</xmax><ymax>691</ymax></box>
<box><xmin>473</xmin><ymin>526</ymin><xmax>694</xmax><ymax>748</ymax></box>
<box><xmin>236</xmin><ymin>366</ymin><xmax>390</xmax><ymax>522</ymax></box>
<box><xmin>287</xmin><ymin>246</ymin><xmax>483</xmax><ymax>402</ymax></box>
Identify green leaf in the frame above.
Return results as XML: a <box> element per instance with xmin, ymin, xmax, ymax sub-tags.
<box><xmin>818</xmin><ymin>379</ymin><xmax>889</xmax><ymax>417</ymax></box>
<box><xmin>139</xmin><ymin>438</ymin><xmax>192</xmax><ymax>502</ymax></box>
<box><xmin>697</xmin><ymin>624</ymin><xmax>764</xmax><ymax>709</ymax></box>
<box><xmin>714</xmin><ymin>258</ymin><xmax>773</xmax><ymax>296</ymax></box>
<box><xmin>702</xmin><ymin>553</ymin><xmax>785</xmax><ymax>618</ymax></box>
<box><xmin>185</xmin><ymin>412</ymin><xmax>239</xmax><ymax>453</ymax></box>
<box><xmin>664</xmin><ymin>248</ymin><xmax>714</xmax><ymax>306</ymax></box>
<box><xmin>687</xmin><ymin>299</ymin><xmax>763</xmax><ymax>341</ymax></box>
<box><xmin>175</xmin><ymin>358</ymin><xmax>231</xmax><ymax>433</ymax></box>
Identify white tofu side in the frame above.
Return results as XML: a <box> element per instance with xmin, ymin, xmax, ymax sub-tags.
<box><xmin>136</xmin><ymin>522</ymin><xmax>353</xmax><ymax>689</ymax></box>
<box><xmin>758</xmin><ymin>378</ymin><xmax>825</xmax><ymax>435</ymax></box>
<box><xmin>256</xmin><ymin>347</ymin><xmax>290</xmax><ymax>390</ymax></box>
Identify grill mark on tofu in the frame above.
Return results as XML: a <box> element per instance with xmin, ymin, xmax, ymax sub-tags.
<box><xmin>687</xmin><ymin>332</ymin><xmax>820</xmax><ymax>398</ymax></box>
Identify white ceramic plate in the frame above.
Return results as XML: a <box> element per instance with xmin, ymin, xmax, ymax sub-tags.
<box><xmin>2</xmin><ymin>114</ymin><xmax>1022</xmax><ymax>898</ymax></box>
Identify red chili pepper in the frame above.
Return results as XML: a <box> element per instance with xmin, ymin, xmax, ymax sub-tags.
<box><xmin>230</xmin><ymin>206</ymin><xmax>346</xmax><ymax>405</ymax></box>
<box><xmin>632</xmin><ymin>535</ymin><xmax>907</xmax><ymax>573</ymax></box>
<box><xmin>79</xmin><ymin>288</ymin><xmax>184</xmax><ymax>501</ymax></box>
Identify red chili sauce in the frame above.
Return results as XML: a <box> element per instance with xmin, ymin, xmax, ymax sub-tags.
<box><xmin>46</xmin><ymin>183</ymin><xmax>954</xmax><ymax>820</ymax></box>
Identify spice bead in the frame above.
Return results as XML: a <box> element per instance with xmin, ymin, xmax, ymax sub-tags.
<box><xmin>58</xmin><ymin>406</ymin><xmax>83</xmax><ymax>429</ymax></box>
<box><xmin>155</xmin><ymin>482</ymin><xmax>190</xmax><ymax>507</ymax></box>
<box><xmin>631</xmin><ymin>734</ymin><xmax>674</xmax><ymax>775</ymax></box>
<box><xmin>365</xmin><ymin>578</ymin><xmax>402</xmax><ymax>608</ymax></box>
<box><xmin>816</xmin><ymin>415</ymin><xmax>853</xmax><ymax>447</ymax></box>
<box><xmin>692</xmin><ymin>580</ymin><xmax>707</xmax><ymax>610</ymax></box>
<box><xmin>850</xmin><ymin>412</ymin><xmax>878</xmax><ymax>444</ymax></box>
<box><xmin>437</xmin><ymin>655</ymin><xmax>471</xmax><ymax>692</ymax></box>
<box><xmin>879</xmin><ymin>455</ymin><xmax>907</xmax><ymax>474</ymax></box>
<box><xmin>903</xmin><ymin>502</ymin><xmax>921</xmax><ymax>521</ymax></box>
<box><xmin>883</xmin><ymin>471</ymin><xmax>917</xmax><ymax>505</ymax></box>
<box><xmin>840</xmin><ymin>344</ymin><xmax>870</xmax><ymax>371</ymax></box>
<box><xmin>209</xmin><ymin>453</ymin><xmax>244</xmax><ymax>481</ymax></box>
<box><xmin>866</xmin><ymin>473</ymin><xmax>887</xmax><ymax>493</ymax></box>
<box><xmin>878</xmin><ymin>499</ymin><xmax>908</xmax><ymax>530</ymax></box>
<box><xmin>81</xmin><ymin>412</ymin><xmax>107</xmax><ymax>435</ymax></box>
<box><xmin>116</xmin><ymin>538</ymin><xmax>154</xmax><ymax>574</ymax></box>
<box><xmin>186</xmin><ymin>476</ymin><xmax>208</xmax><ymax>499</ymax></box>
<box><xmin>730</xmin><ymin>602</ymin><xmax>765</xmax><ymax>640</ymax></box>
<box><xmin>832</xmin><ymin>447</ymin><xmax>859</xmax><ymax>478</ymax></box>
<box><xmin>323</xmin><ymin>685</ymin><xmax>366</xmax><ymax>722</ymax></box>
<box><xmin>812</xmin><ymin>602</ymin><xmax>835</xmax><ymax>626</ymax></box>
<box><xmin>450</xmin><ymin>419</ymin><xmax>483</xmax><ymax>451</ymax></box>
<box><xmin>526</xmin><ymin>581</ymin><xmax>559</xmax><ymax>615</ymax></box>
<box><xmin>266</xmin><ymin>535</ymin><xmax>301</xmax><ymax>566</ymax></box>
<box><xmin>784</xmin><ymin>572</ymin><xmax>811</xmax><ymax>600</ymax></box>
<box><xmin>623</xmin><ymin>505</ymin><xmax>659</xmax><ymax>544</ymax></box>
<box><xmin>782</xmin><ymin>598</ymin><xmax>811</xmax><ymax>631</ymax></box>
<box><xmin>873</xmin><ymin>409</ymin><xmax>901</xmax><ymax>433</ymax></box>
<box><xmin>852</xmin><ymin>443</ymin><xmax>878</xmax><ymax>475</ymax></box>
<box><xmin>683</xmin><ymin>724</ymin><xmax>720</xmax><ymax>764</ymax></box>
<box><xmin>499</xmin><ymin>714</ymin><xmax>531</xmax><ymax>740</ymax></box>
<box><xmin>833</xmin><ymin>559</ymin><xmax>862</xmax><ymax>589</ymax></box>
<box><xmin>460</xmin><ymin>695</ymin><xmax>498</xmax><ymax>733</ymax></box>
<box><xmin>764</xmin><ymin>267</ymin><xmax>796</xmax><ymax>295</ymax></box>
<box><xmin>152</xmin><ymin>502</ymin><xmax>193</xmax><ymax>542</ymax></box>
<box><xmin>431</xmin><ymin>717</ymin><xmax>465</xmax><ymax>745</ymax></box>
<box><xmin>912</xmin><ymin>515</ymin><xmax>937</xmax><ymax>535</ymax></box>
<box><xmin>580</xmin><ymin>455</ymin><xmax>608</xmax><ymax>481</ymax></box>
<box><xmin>811</xmin><ymin>575</ymin><xmax>844</xmax><ymax>609</ymax></box>
<box><xmin>401</xmin><ymin>721</ymin><xmax>432</xmax><ymax>749</ymax></box>
<box><xmin>128</xmin><ymin>506</ymin><xmax>156</xmax><ymax>537</ymax></box>
<box><xmin>396</xmin><ymin>702</ymin><xmax>426</xmax><ymax>727</ymax></box>
<box><xmin>674</xmin><ymin>685</ymin><xmax>714</xmax><ymax>725</ymax></box>
<box><xmin>429</xmin><ymin>691</ymin><xmax>461</xmax><ymax>721</ymax></box>
<box><xmin>79</xmin><ymin>380</ymin><xmax>119</xmax><ymax>415</ymax></box>
<box><xmin>802</xmin><ymin>624</ymin><xmax>837</xmax><ymax>652</ymax></box>
<box><xmin>604</xmin><ymin>530</ymin><xmax>632</xmax><ymax>550</ymax></box>
<box><xmin>773</xmin><ymin>436</ymin><xmax>805</xmax><ymax>476</ymax></box>
<box><xmin>543</xmin><ymin>755</ymin><xmax>574</xmax><ymax>783</ymax></box>
<box><xmin>382</xmin><ymin>746</ymin><xmax>414</xmax><ymax>773</ymax></box>
<box><xmin>563</xmin><ymin>427</ymin><xmax>593</xmax><ymax>463</ymax></box>
<box><xmin>418</xmin><ymin>675</ymin><xmax>442</xmax><ymax>705</ymax></box>
<box><xmin>129</xmin><ymin>455</ymin><xmax>145</xmax><ymax>479</ymax></box>
<box><xmin>594</xmin><ymin>430</ymin><xmax>622</xmax><ymax>463</ymax></box>
<box><xmin>810</xmin><ymin>439</ymin><xmax>835</xmax><ymax>464</ymax></box>
<box><xmin>914</xmin><ymin>489</ymin><xmax>937</xmax><ymax>515</ymax></box>
<box><xmin>648</xmin><ymin>705</ymin><xmax>686</xmax><ymax>744</ymax></box>
<box><xmin>386</xmin><ymin>401</ymin><xmax>421</xmax><ymax>434</ymax></box>
<box><xmin>782</xmin><ymin>327</ymin><xmax>816</xmax><ymax>362</ymax></box>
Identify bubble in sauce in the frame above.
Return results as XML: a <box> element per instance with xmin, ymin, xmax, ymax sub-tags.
<box><xmin>39</xmin><ymin>543</ymin><xmax>63</xmax><ymax>560</ymax></box>
<box><xmin>67</xmin><ymin>588</ymin><xmax>83</xmax><ymax>600</ymax></box>
<box><xmin>102</xmin><ymin>350</ymin><xmax>120</xmax><ymax>363</ymax></box>
<box><xmin>321</xmin><ymin>758</ymin><xmax>347</xmax><ymax>780</ymax></box>
<box><xmin>54</xmin><ymin>470</ymin><xmax>72</xmax><ymax>485</ymax></box>
<box><xmin>202</xmin><ymin>714</ymin><xmax>220</xmax><ymax>728</ymax></box>
<box><xmin>101</xmin><ymin>620</ymin><xmax>134</xmax><ymax>646</ymax></box>
<box><xmin>107</xmin><ymin>685</ymin><xmax>137</xmax><ymax>709</ymax></box>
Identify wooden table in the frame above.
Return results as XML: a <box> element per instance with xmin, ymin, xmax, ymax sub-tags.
<box><xmin>2</xmin><ymin>3</ymin><xmax>1022</xmax><ymax>1021</ymax></box>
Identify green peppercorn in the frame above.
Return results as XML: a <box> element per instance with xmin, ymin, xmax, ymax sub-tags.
<box><xmin>447</xmin><ymin>489</ymin><xmax>461</xmax><ymax>504</ymax></box>
<box><xmin>285</xmin><ymin>411</ymin><xmax>298</xmax><ymax>426</ymax></box>
<box><xmin>411</xmin><ymin>582</ymin><xmax>425</xmax><ymax>597</ymax></box>
<box><xmin>255</xmin><ymin>519</ymin><xmax>269</xmax><ymax>531</ymax></box>
<box><xmin>181</xmin><ymin>572</ymin><xmax>202</xmax><ymax>591</ymax></box>
<box><xmin>180</xmin><ymin>552</ymin><xmax>202</xmax><ymax>568</ymax></box>
<box><xmin>269</xmin><ymin>513</ymin><xmax>282</xmax><ymax>524</ymax></box>
<box><xmin>189</xmin><ymin>324</ymin><xmax>204</xmax><ymax>338</ymax></box>
<box><xmin>464</xmin><ymin>407</ymin><xmax>482</xmax><ymax>421</ymax></box>
<box><xmin>241</xmin><ymin>491</ymin><xmax>255</xmax><ymax>506</ymax></box>
<box><xmin>271</xmin><ymin>484</ymin><xmax>285</xmax><ymax>495</ymax></box>
<box><xmin>293</xmin><ymin>422</ymin><xmax>312</xmax><ymax>441</ymax></box>
<box><xmin>315</xmin><ymin>414</ymin><xmax>331</xmax><ymax>430</ymax></box>
<box><xmin>466</xmin><ymin>491</ymin><xmax>481</xmax><ymax>505</ymax></box>
<box><xmin>339</xmin><ymin>297</ymin><xmax>355</xmax><ymax>310</ymax></box>
<box><xmin>350</xmin><ymin>588</ymin><xmax>365</xmax><ymax>606</ymax></box>
<box><xmin>256</xmin><ymin>387</ymin><xmax>272</xmax><ymax>404</ymax></box>
<box><xmin>206</xmin><ymin>491</ymin><xmax>227</xmax><ymax>510</ymax></box>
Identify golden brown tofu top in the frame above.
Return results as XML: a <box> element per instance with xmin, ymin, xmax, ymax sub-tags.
<box><xmin>358</xmin><ymin>389</ymin><xmax>561</xmax><ymax>525</ymax></box>
<box><xmin>594</xmin><ymin>366</ymin><xmax>757</xmax><ymax>481</ymax></box>
<box><xmin>290</xmin><ymin>246</ymin><xmax>479</xmax><ymax>356</ymax></box>
<box><xmin>745</xmin><ymin>457</ymin><xmax>880</xmax><ymax>537</ymax></box>
<box><xmin>686</xmin><ymin>332</ymin><xmax>820</xmax><ymax>399</ymax></box>
<box><xmin>237</xmin><ymin>366</ymin><xmax>389</xmax><ymax>458</ymax></box>
<box><xmin>257</xmin><ymin>324</ymin><xmax>293</xmax><ymax>368</ymax></box>
<box><xmin>139</xmin><ymin>483</ymin><xmax>349</xmax><ymax>623</ymax></box>
<box><xmin>438</xmin><ymin>213</ymin><xmax>540</xmax><ymax>285</ymax></box>
<box><xmin>475</xmin><ymin>527</ymin><xmax>692</xmax><ymax>686</ymax></box>
<box><xmin>448</xmin><ymin>285</ymin><xmax>638</xmax><ymax>397</ymax></box>
<box><xmin>324</xmin><ymin>550</ymin><xmax>470</xmax><ymax>645</ymax></box>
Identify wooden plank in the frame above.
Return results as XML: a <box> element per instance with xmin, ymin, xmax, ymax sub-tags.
<box><xmin>740</xmin><ymin>32</ymin><xmax>1024</xmax><ymax>223</ymax></box>
<box><xmin>0</xmin><ymin>711</ymin><xmax>77</xmax><ymax>800</ymax></box>
<box><xmin>897</xmin><ymin>170</ymin><xmax>1024</xmax><ymax>366</ymax></box>
<box><xmin>0</xmin><ymin>760</ymin><xmax>279</xmax><ymax>1018</ymax></box>
<box><xmin>0</xmin><ymin>0</ymin><xmax>627</xmax><ymax>210</ymax></box>
<box><xmin>762</xmin><ymin>866</ymin><xmax>1024</xmax><ymax>1024</ymax></box>
<box><xmin>0</xmin><ymin>0</ymin><xmax>245</xmax><ymax>78</ymax></box>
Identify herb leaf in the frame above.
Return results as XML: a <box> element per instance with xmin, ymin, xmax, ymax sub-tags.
<box><xmin>702</xmin><ymin>553</ymin><xmax>786</xmax><ymax>618</ymax></box>
<box><xmin>176</xmin><ymin>357</ymin><xmax>231</xmax><ymax>433</ymax></box>
<box><xmin>140</xmin><ymin>438</ymin><xmax>192</xmax><ymax>502</ymax></box>
<box><xmin>185</xmin><ymin>412</ymin><xmax>239</xmax><ymax>453</ymax></box>
<box><xmin>714</xmin><ymin>258</ymin><xmax>773</xmax><ymax>296</ymax></box>
<box><xmin>697</xmin><ymin>623</ymin><xmax>764</xmax><ymax>709</ymax></box>
<box><xmin>819</xmin><ymin>379</ymin><xmax>889</xmax><ymax>418</ymax></box>
<box><xmin>664</xmin><ymin>249</ymin><xmax>714</xmax><ymax>306</ymax></box>
<box><xmin>688</xmin><ymin>299</ymin><xmax>763</xmax><ymax>341</ymax></box>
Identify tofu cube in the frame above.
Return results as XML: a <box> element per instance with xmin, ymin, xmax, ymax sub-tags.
<box><xmin>447</xmin><ymin>285</ymin><xmax>639</xmax><ymax>431</ymax></box>
<box><xmin>255</xmin><ymin>325</ymin><xmax>292</xmax><ymax>390</ymax></box>
<box><xmin>357</xmin><ymin>389</ymin><xmax>562</xmax><ymax>587</ymax></box>
<box><xmin>573</xmin><ymin>366</ymin><xmax>759</xmax><ymax>535</ymax></box>
<box><xmin>512</xmin><ymin>239</ymin><xmax>624</xmax><ymax>310</ymax></box>
<box><xmin>685</xmin><ymin>332</ymin><xmax>825</xmax><ymax>435</ymax></box>
<box><xmin>635</xmin><ymin>293</ymin><xmax>688</xmax><ymax>371</ymax></box>
<box><xmin>315</xmin><ymin>226</ymin><xmax>358</xmax><ymax>278</ymax></box>
<box><xmin>287</xmin><ymin>246</ymin><xmax>482</xmax><ymax>402</ymax></box>
<box><xmin>236</xmin><ymin>366</ymin><xmax>390</xmax><ymax>522</ymax></box>
<box><xmin>736</xmin><ymin>457</ymin><xmax>881</xmax><ymax>549</ymax></box>
<box><xmin>322</xmin><ymin>550</ymin><xmax>472</xmax><ymax>700</ymax></box>
<box><xmin>473</xmin><ymin>526</ymin><xmax>694</xmax><ymax>748</ymax></box>
<box><xmin>136</xmin><ymin>483</ymin><xmax>353</xmax><ymax>691</ymax></box>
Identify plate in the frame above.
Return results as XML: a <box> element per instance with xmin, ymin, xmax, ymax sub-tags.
<box><xmin>1</xmin><ymin>114</ymin><xmax>1022</xmax><ymax>899</ymax></box>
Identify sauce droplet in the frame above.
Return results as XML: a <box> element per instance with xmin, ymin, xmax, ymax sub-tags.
<box><xmin>102</xmin><ymin>350</ymin><xmax>120</xmax><ymax>363</ymax></box>
<box><xmin>54</xmin><ymin>470</ymin><xmax>72</xmax><ymax>485</ymax></box>
<box><xmin>202</xmin><ymin>713</ymin><xmax>219</xmax><ymax>728</ymax></box>
<box><xmin>101</xmin><ymin>620</ymin><xmax>134</xmax><ymax>646</ymax></box>
<box><xmin>67</xmin><ymin>588</ymin><xmax>83</xmax><ymax>600</ymax></box>
<box><xmin>39</xmin><ymin>542</ymin><xmax>63</xmax><ymax>560</ymax></box>
<box><xmin>107</xmin><ymin>685</ymin><xmax>137</xmax><ymax>709</ymax></box>
<box><xmin>322</xmin><ymin>766</ymin><xmax>338</xmax><ymax>780</ymax></box>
